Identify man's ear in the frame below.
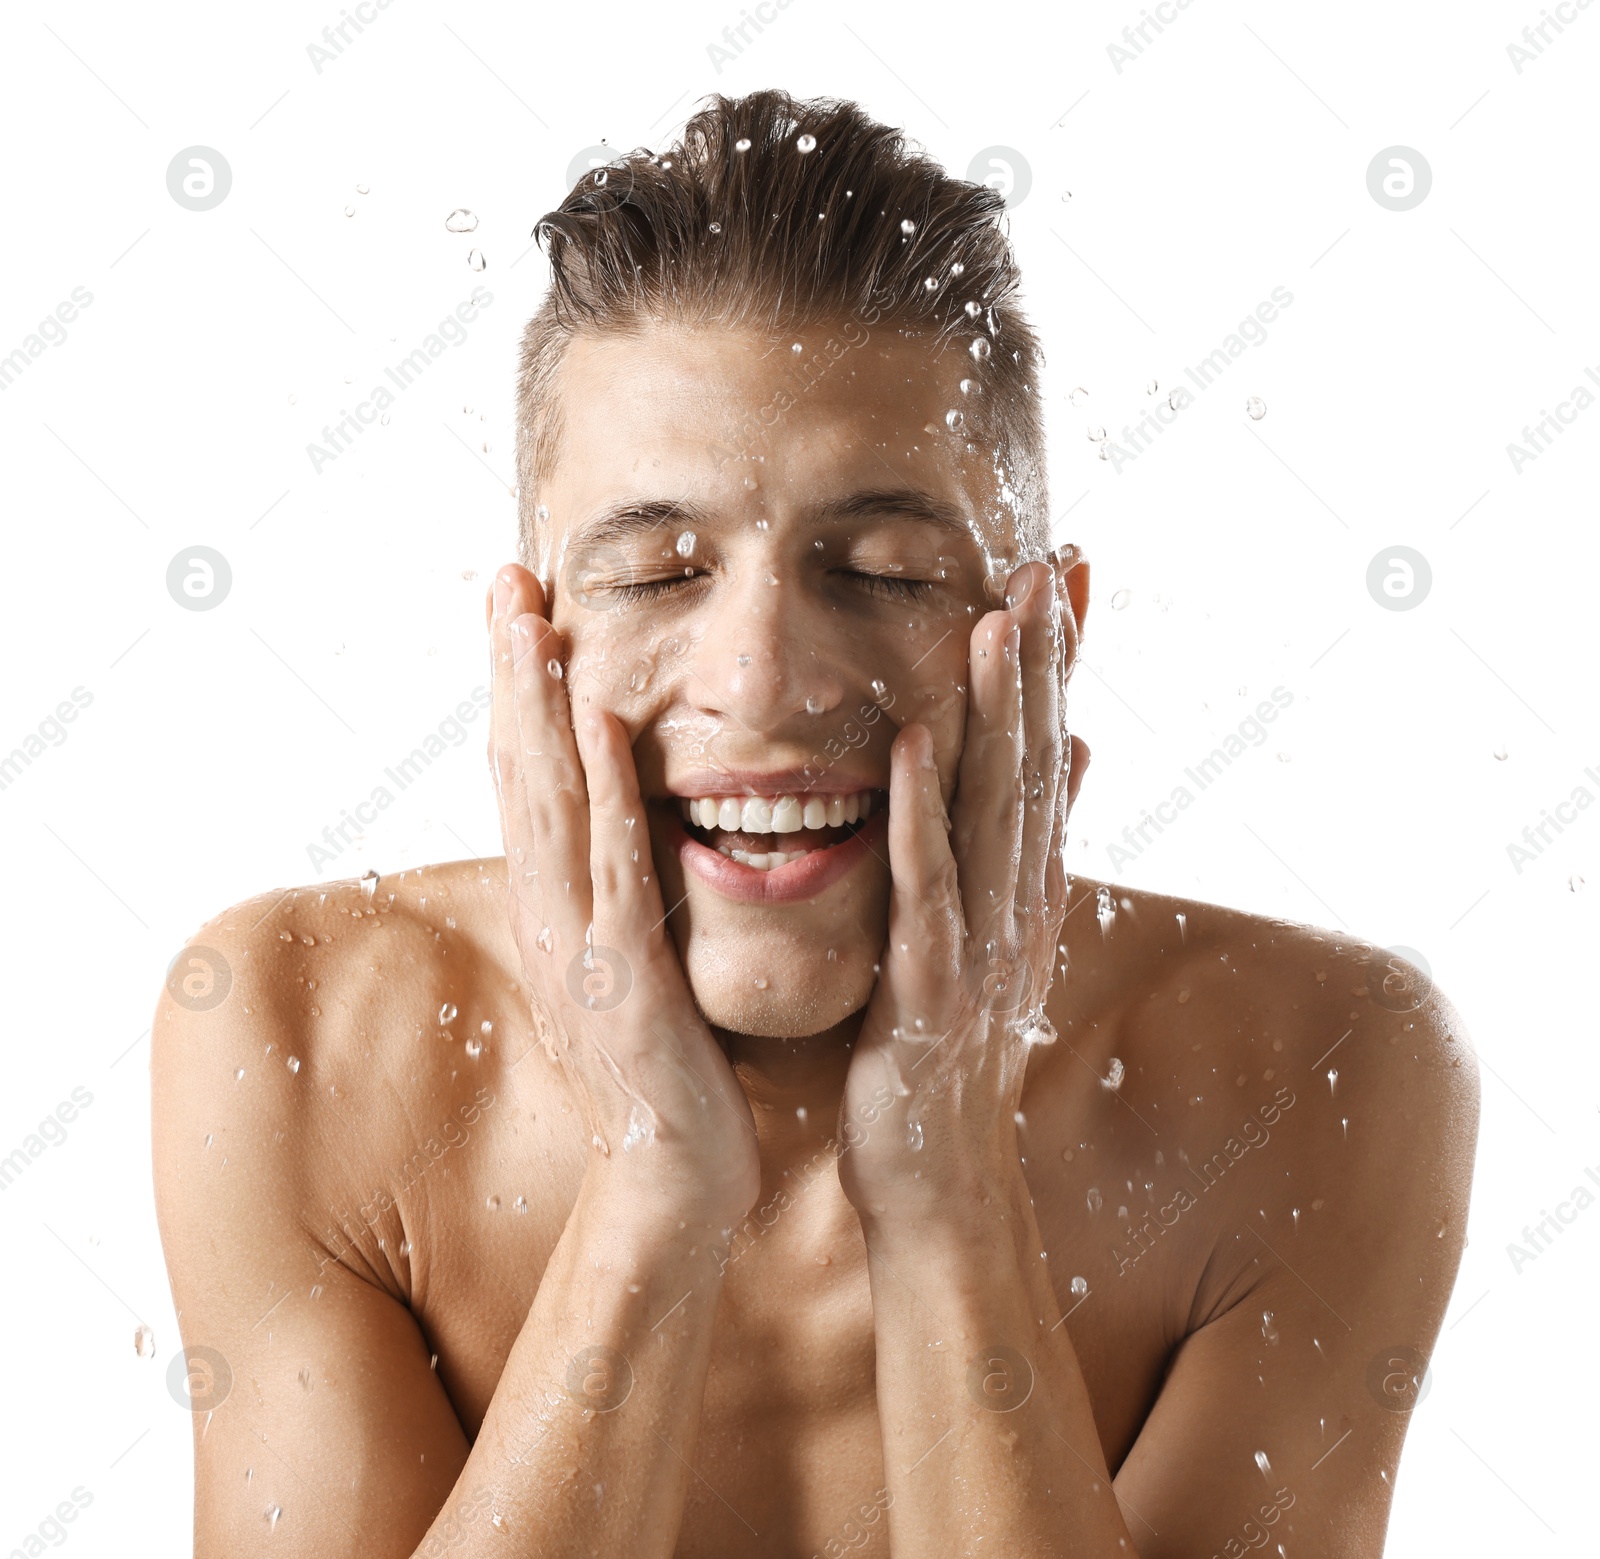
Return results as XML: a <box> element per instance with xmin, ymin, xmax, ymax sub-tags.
<box><xmin>1051</xmin><ymin>544</ymin><xmax>1090</xmax><ymax>639</ymax></box>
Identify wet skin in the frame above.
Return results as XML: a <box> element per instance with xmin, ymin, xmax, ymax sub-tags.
<box><xmin>153</xmin><ymin>322</ymin><xmax>1479</xmax><ymax>1558</ymax></box>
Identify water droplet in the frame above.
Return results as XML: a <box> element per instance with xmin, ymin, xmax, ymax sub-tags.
<box><xmin>1087</xmin><ymin>424</ymin><xmax>1107</xmax><ymax>442</ymax></box>
<box><xmin>1327</xmin><ymin>1067</ymin><xmax>1338</xmax><ymax>1096</ymax></box>
<box><xmin>964</xmin><ymin>300</ymin><xmax>982</xmax><ymax>319</ymax></box>
<box><xmin>486</xmin><ymin>1194</ymin><xmax>500</xmax><ymax>1211</ymax></box>
<box><xmin>439</xmin><ymin>1002</ymin><xmax>458</xmax><ymax>1025</ymax></box>
<box><xmin>870</xmin><ymin>677</ymin><xmax>888</xmax><ymax>700</ymax></box>
<box><xmin>900</xmin><ymin>218</ymin><xmax>916</xmax><ymax>235</ymax></box>
<box><xmin>923</xmin><ymin>276</ymin><xmax>938</xmax><ymax>292</ymax></box>
<box><xmin>1493</xmin><ymin>744</ymin><xmax>1508</xmax><ymax>761</ymax></box>
<box><xmin>1069</xmin><ymin>386</ymin><xmax>1089</xmax><ymax>407</ymax></box>
<box><xmin>286</xmin><ymin>1055</ymin><xmax>301</xmax><ymax>1075</ymax></box>
<box><xmin>1245</xmin><ymin>396</ymin><xmax>1267</xmax><ymax>420</ymax></box>
<box><xmin>1110</xmin><ymin>588</ymin><xmax>1132</xmax><ymax>611</ymax></box>
<box><xmin>1060</xmin><ymin>189</ymin><xmax>1073</xmax><ymax>201</ymax></box>
<box><xmin>796</xmin><ymin>133</ymin><xmax>817</xmax><ymax>153</ymax></box>
<box><xmin>546</xmin><ymin>658</ymin><xmax>563</xmax><ymax>680</ymax></box>
<box><xmin>708</xmin><ymin>221</ymin><xmax>722</xmax><ymax>234</ymax></box>
<box><xmin>467</xmin><ymin>248</ymin><xmax>487</xmax><ymax>272</ymax></box>
<box><xmin>1262</xmin><ymin>1310</ymin><xmax>1279</xmax><ymax>1344</ymax></box>
<box><xmin>265</xmin><ymin>1505</ymin><xmax>282</xmax><ymax>1531</ymax></box>
<box><xmin>945</xmin><ymin>408</ymin><xmax>965</xmax><ymax>432</ymax></box>
<box><xmin>134</xmin><ymin>1324</ymin><xmax>155</xmax><ymax>1358</ymax></box>
<box><xmin>1103</xmin><ymin>1057</ymin><xmax>1125</xmax><ymax>1091</ymax></box>
<box><xmin>970</xmin><ymin>337</ymin><xmax>991</xmax><ymax>361</ymax></box>
<box><xmin>734</xmin><ymin>136</ymin><xmax>752</xmax><ymax>151</ymax></box>
<box><xmin>737</xmin><ymin>653</ymin><xmax>752</xmax><ymax>667</ymax></box>
<box><xmin>536</xmin><ymin>925</ymin><xmax>554</xmax><ymax>953</ymax></box>
<box><xmin>1096</xmin><ymin>887</ymin><xmax>1115</xmax><ymax>934</ymax></box>
<box><xmin>753</xmin><ymin>976</ymin><xmax>768</xmax><ymax>990</ymax></box>
<box><xmin>445</xmin><ymin>208</ymin><xmax>478</xmax><ymax>233</ymax></box>
<box><xmin>359</xmin><ymin>869</ymin><xmax>378</xmax><ymax>901</ymax></box>
<box><xmin>343</xmin><ymin>203</ymin><xmax>356</xmax><ymax>217</ymax></box>
<box><xmin>805</xmin><ymin>695</ymin><xmax>824</xmax><ymax>715</ymax></box>
<box><xmin>1086</xmin><ymin>1187</ymin><xmax>1103</xmax><ymax>1214</ymax></box>
<box><xmin>465</xmin><ymin>1036</ymin><xmax>483</xmax><ymax>1058</ymax></box>
<box><xmin>514</xmin><ymin>1195</ymin><xmax>528</xmax><ymax>1214</ymax></box>
<box><xmin>1254</xmin><ymin>1450</ymin><xmax>1271</xmax><ymax>1475</ymax></box>
<box><xmin>355</xmin><ymin>182</ymin><xmax>369</xmax><ymax>195</ymax></box>
<box><xmin>1070</xmin><ymin>1275</ymin><xmax>1088</xmax><ymax>1297</ymax></box>
<box><xmin>905</xmin><ymin>1117</ymin><xmax>924</xmax><ymax>1150</ymax></box>
<box><xmin>1571</xmin><ymin>874</ymin><xmax>1586</xmax><ymax>893</ymax></box>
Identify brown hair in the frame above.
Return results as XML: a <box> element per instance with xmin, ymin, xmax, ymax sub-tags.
<box><xmin>515</xmin><ymin>88</ymin><xmax>1048</xmax><ymax>568</ymax></box>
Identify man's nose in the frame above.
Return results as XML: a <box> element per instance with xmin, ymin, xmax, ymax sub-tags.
<box><xmin>684</xmin><ymin>563</ymin><xmax>846</xmax><ymax>731</ymax></box>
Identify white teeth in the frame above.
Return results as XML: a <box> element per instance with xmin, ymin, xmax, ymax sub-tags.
<box><xmin>771</xmin><ymin>796</ymin><xmax>804</xmax><ymax>833</ymax></box>
<box><xmin>678</xmin><ymin>788</ymin><xmax>881</xmax><ymax>838</ymax></box>
<box><xmin>717</xmin><ymin>846</ymin><xmax>813</xmax><ymax>870</ymax></box>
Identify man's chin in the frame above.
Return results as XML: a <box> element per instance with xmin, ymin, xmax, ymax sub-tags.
<box><xmin>684</xmin><ymin>955</ymin><xmax>875</xmax><ymax>1040</ymax></box>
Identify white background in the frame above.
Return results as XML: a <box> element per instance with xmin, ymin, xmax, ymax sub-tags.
<box><xmin>0</xmin><ymin>0</ymin><xmax>1593</xmax><ymax>1553</ymax></box>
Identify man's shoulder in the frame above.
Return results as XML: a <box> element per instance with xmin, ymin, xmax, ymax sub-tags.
<box><xmin>1057</xmin><ymin>878</ymin><xmax>1479</xmax><ymax>1194</ymax></box>
<box><xmin>151</xmin><ymin>859</ymin><xmax>521</xmax><ymax>1206</ymax></box>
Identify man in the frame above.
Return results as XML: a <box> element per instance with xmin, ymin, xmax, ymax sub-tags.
<box><xmin>153</xmin><ymin>89</ymin><xmax>1478</xmax><ymax>1557</ymax></box>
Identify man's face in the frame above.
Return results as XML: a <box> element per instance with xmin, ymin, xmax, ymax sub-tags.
<box><xmin>535</xmin><ymin>317</ymin><xmax>1047</xmax><ymax>1039</ymax></box>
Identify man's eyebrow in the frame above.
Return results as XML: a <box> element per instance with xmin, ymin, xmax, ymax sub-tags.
<box><xmin>572</xmin><ymin>488</ymin><xmax>973</xmax><ymax>550</ymax></box>
<box><xmin>570</xmin><ymin>499</ymin><xmax>711</xmax><ymax>551</ymax></box>
<box><xmin>806</xmin><ymin>487</ymin><xmax>974</xmax><ymax>538</ymax></box>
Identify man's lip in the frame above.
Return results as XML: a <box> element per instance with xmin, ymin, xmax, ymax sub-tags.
<box><xmin>664</xmin><ymin>809</ymin><xmax>888</xmax><ymax>903</ymax></box>
<box><xmin>652</xmin><ymin>769</ymin><xmax>886</xmax><ymax>797</ymax></box>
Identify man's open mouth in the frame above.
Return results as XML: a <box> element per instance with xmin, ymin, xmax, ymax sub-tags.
<box><xmin>672</xmin><ymin>789</ymin><xmax>884</xmax><ymax>871</ymax></box>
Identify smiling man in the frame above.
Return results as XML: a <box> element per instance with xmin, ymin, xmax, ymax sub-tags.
<box><xmin>153</xmin><ymin>90</ymin><xmax>1479</xmax><ymax>1558</ymax></box>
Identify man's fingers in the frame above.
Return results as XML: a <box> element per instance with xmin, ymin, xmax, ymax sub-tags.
<box><xmin>573</xmin><ymin>708</ymin><xmax>674</xmax><ymax>963</ymax></box>
<box><xmin>883</xmin><ymin>723</ymin><xmax>964</xmax><ymax>989</ymax></box>
<box><xmin>948</xmin><ymin>609</ymin><xmax>1024</xmax><ymax>943</ymax></box>
<box><xmin>1013</xmin><ymin>562</ymin><xmax>1067</xmax><ymax>918</ymax></box>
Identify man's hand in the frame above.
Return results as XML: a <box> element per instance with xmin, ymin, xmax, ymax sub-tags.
<box><xmin>835</xmin><ymin>558</ymin><xmax>1087</xmax><ymax>1225</ymax></box>
<box><xmin>488</xmin><ymin>563</ymin><xmax>761</xmax><ymax>1227</ymax></box>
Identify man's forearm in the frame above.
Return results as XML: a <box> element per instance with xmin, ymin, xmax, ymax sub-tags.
<box><xmin>861</xmin><ymin>1179</ymin><xmax>1136</xmax><ymax>1559</ymax></box>
<box><xmin>413</xmin><ymin>1174</ymin><xmax>725</xmax><ymax>1558</ymax></box>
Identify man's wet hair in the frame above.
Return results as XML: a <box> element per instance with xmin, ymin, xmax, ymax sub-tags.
<box><xmin>515</xmin><ymin>87</ymin><xmax>1048</xmax><ymax>566</ymax></box>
